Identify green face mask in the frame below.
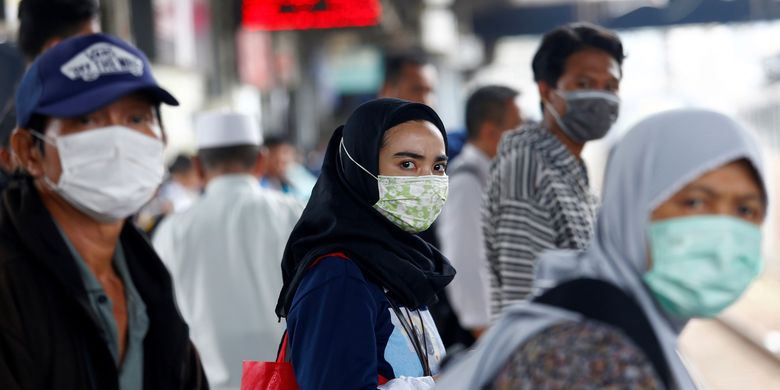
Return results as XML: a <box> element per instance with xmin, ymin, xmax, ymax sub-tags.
<box><xmin>644</xmin><ymin>215</ymin><xmax>762</xmax><ymax>319</ymax></box>
<box><xmin>340</xmin><ymin>138</ymin><xmax>449</xmax><ymax>233</ymax></box>
<box><xmin>373</xmin><ymin>175</ymin><xmax>448</xmax><ymax>233</ymax></box>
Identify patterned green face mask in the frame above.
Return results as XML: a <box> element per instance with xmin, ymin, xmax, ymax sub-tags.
<box><xmin>341</xmin><ymin>138</ymin><xmax>449</xmax><ymax>233</ymax></box>
<box><xmin>374</xmin><ymin>175</ymin><xmax>448</xmax><ymax>233</ymax></box>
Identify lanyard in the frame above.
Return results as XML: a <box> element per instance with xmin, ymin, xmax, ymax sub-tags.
<box><xmin>387</xmin><ymin>296</ymin><xmax>431</xmax><ymax>377</ymax></box>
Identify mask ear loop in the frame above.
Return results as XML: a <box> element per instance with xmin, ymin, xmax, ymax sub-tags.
<box><xmin>27</xmin><ymin>131</ymin><xmax>60</xmax><ymax>190</ymax></box>
<box><xmin>340</xmin><ymin>138</ymin><xmax>378</xmax><ymax>180</ymax></box>
<box><xmin>29</xmin><ymin>130</ymin><xmax>57</xmax><ymax>148</ymax></box>
<box><xmin>544</xmin><ymin>92</ymin><xmax>571</xmax><ymax>136</ymax></box>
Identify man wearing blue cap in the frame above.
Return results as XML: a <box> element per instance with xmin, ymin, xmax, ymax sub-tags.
<box><xmin>0</xmin><ymin>34</ymin><xmax>208</xmax><ymax>389</ymax></box>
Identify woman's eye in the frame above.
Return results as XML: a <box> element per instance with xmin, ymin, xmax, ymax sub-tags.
<box><xmin>78</xmin><ymin>116</ymin><xmax>93</xmax><ymax>125</ymax></box>
<box><xmin>400</xmin><ymin>161</ymin><xmax>416</xmax><ymax>170</ymax></box>
<box><xmin>682</xmin><ymin>198</ymin><xmax>705</xmax><ymax>210</ymax></box>
<box><xmin>737</xmin><ymin>205</ymin><xmax>758</xmax><ymax>219</ymax></box>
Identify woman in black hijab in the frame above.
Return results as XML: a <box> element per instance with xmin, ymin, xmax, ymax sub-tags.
<box><xmin>275</xmin><ymin>98</ymin><xmax>455</xmax><ymax>389</ymax></box>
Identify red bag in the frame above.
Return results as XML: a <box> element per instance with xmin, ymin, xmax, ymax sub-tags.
<box><xmin>240</xmin><ymin>331</ymin><xmax>389</xmax><ymax>389</ymax></box>
<box><xmin>241</xmin><ymin>332</ymin><xmax>300</xmax><ymax>390</ymax></box>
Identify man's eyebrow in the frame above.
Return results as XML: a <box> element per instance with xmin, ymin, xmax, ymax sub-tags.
<box><xmin>436</xmin><ymin>154</ymin><xmax>448</xmax><ymax>162</ymax></box>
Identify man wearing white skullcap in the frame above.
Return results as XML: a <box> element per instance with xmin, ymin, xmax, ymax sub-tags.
<box><xmin>153</xmin><ymin>111</ymin><xmax>304</xmax><ymax>390</ymax></box>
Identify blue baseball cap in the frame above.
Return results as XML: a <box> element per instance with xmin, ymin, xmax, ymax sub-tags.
<box><xmin>15</xmin><ymin>33</ymin><xmax>178</xmax><ymax>129</ymax></box>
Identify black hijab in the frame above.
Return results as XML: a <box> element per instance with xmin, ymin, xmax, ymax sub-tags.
<box><xmin>276</xmin><ymin>98</ymin><xmax>456</xmax><ymax>318</ymax></box>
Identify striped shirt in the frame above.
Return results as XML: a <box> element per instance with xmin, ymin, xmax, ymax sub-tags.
<box><xmin>482</xmin><ymin>124</ymin><xmax>598</xmax><ymax>317</ymax></box>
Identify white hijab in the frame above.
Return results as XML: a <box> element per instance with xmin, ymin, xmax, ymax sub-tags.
<box><xmin>436</xmin><ymin>109</ymin><xmax>766</xmax><ymax>390</ymax></box>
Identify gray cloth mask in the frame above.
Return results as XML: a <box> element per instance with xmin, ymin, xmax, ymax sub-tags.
<box><xmin>546</xmin><ymin>89</ymin><xmax>620</xmax><ymax>143</ymax></box>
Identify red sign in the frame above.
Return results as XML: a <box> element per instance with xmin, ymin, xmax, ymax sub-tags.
<box><xmin>243</xmin><ymin>0</ymin><xmax>381</xmax><ymax>31</ymax></box>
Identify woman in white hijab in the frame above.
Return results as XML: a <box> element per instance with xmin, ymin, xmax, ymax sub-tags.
<box><xmin>436</xmin><ymin>108</ymin><xmax>767</xmax><ymax>389</ymax></box>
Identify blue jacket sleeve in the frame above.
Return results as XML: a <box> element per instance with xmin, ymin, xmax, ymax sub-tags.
<box><xmin>287</xmin><ymin>260</ymin><xmax>381</xmax><ymax>390</ymax></box>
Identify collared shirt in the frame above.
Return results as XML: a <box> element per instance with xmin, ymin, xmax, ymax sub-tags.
<box><xmin>62</xmin><ymin>230</ymin><xmax>149</xmax><ymax>390</ymax></box>
<box><xmin>483</xmin><ymin>124</ymin><xmax>598</xmax><ymax>317</ymax></box>
<box><xmin>436</xmin><ymin>143</ymin><xmax>492</xmax><ymax>329</ymax></box>
<box><xmin>153</xmin><ymin>174</ymin><xmax>304</xmax><ymax>390</ymax></box>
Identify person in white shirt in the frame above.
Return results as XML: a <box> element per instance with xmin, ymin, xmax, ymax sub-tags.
<box><xmin>436</xmin><ymin>86</ymin><xmax>522</xmax><ymax>339</ymax></box>
<box><xmin>153</xmin><ymin>112</ymin><xmax>304</xmax><ymax>390</ymax></box>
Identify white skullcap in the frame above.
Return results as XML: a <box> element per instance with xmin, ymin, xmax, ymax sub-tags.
<box><xmin>194</xmin><ymin>111</ymin><xmax>263</xmax><ymax>149</ymax></box>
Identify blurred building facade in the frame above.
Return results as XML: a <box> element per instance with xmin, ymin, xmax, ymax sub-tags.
<box><xmin>5</xmin><ymin>0</ymin><xmax>780</xmax><ymax>157</ymax></box>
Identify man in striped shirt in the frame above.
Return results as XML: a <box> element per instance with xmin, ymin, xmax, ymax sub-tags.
<box><xmin>483</xmin><ymin>23</ymin><xmax>625</xmax><ymax>317</ymax></box>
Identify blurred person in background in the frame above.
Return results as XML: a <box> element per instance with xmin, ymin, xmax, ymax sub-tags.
<box><xmin>378</xmin><ymin>49</ymin><xmax>472</xmax><ymax>161</ymax></box>
<box><xmin>484</xmin><ymin>22</ymin><xmax>624</xmax><ymax>316</ymax></box>
<box><xmin>436</xmin><ymin>85</ymin><xmax>522</xmax><ymax>346</ymax></box>
<box><xmin>260</xmin><ymin>136</ymin><xmax>317</xmax><ymax>203</ymax></box>
<box><xmin>17</xmin><ymin>0</ymin><xmax>100</xmax><ymax>64</ymax></box>
<box><xmin>159</xmin><ymin>153</ymin><xmax>202</xmax><ymax>213</ymax></box>
<box><xmin>0</xmin><ymin>0</ymin><xmax>100</xmax><ymax>191</ymax></box>
<box><xmin>136</xmin><ymin>154</ymin><xmax>202</xmax><ymax>235</ymax></box>
<box><xmin>438</xmin><ymin>108</ymin><xmax>765</xmax><ymax>390</ymax></box>
<box><xmin>304</xmin><ymin>138</ymin><xmax>328</xmax><ymax>177</ymax></box>
<box><xmin>0</xmin><ymin>34</ymin><xmax>206</xmax><ymax>389</ymax></box>
<box><xmin>260</xmin><ymin>135</ymin><xmax>296</xmax><ymax>194</ymax></box>
<box><xmin>275</xmin><ymin>99</ymin><xmax>454</xmax><ymax>389</ymax></box>
<box><xmin>379</xmin><ymin>50</ymin><xmax>437</xmax><ymax>107</ymax></box>
<box><xmin>260</xmin><ymin>134</ymin><xmax>315</xmax><ymax>202</ymax></box>
<box><xmin>153</xmin><ymin>112</ymin><xmax>303</xmax><ymax>390</ymax></box>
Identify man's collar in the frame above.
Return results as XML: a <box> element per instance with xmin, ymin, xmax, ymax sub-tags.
<box><xmin>536</xmin><ymin>124</ymin><xmax>589</xmax><ymax>183</ymax></box>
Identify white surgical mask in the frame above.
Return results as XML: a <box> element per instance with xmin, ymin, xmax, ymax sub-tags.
<box><xmin>340</xmin><ymin>138</ymin><xmax>448</xmax><ymax>233</ymax></box>
<box><xmin>32</xmin><ymin>125</ymin><xmax>165</xmax><ymax>222</ymax></box>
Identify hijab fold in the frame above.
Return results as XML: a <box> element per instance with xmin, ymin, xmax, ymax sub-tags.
<box><xmin>276</xmin><ymin>98</ymin><xmax>455</xmax><ymax>318</ymax></box>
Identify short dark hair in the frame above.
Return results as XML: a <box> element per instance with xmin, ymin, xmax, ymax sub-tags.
<box><xmin>168</xmin><ymin>154</ymin><xmax>194</xmax><ymax>175</ymax></box>
<box><xmin>17</xmin><ymin>0</ymin><xmax>99</xmax><ymax>62</ymax></box>
<box><xmin>263</xmin><ymin>134</ymin><xmax>292</xmax><ymax>149</ymax></box>
<box><xmin>198</xmin><ymin>145</ymin><xmax>260</xmax><ymax>171</ymax></box>
<box><xmin>383</xmin><ymin>50</ymin><xmax>430</xmax><ymax>86</ymax></box>
<box><xmin>532</xmin><ymin>22</ymin><xmax>625</xmax><ymax>88</ymax></box>
<box><xmin>465</xmin><ymin>85</ymin><xmax>520</xmax><ymax>140</ymax></box>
